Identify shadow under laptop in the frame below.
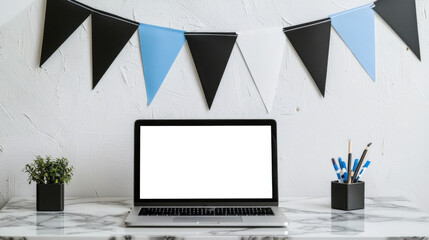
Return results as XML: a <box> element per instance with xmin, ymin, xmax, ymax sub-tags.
<box><xmin>126</xmin><ymin>226</ymin><xmax>288</xmax><ymax>239</ymax></box>
<box><xmin>148</xmin><ymin>236</ymin><xmax>286</xmax><ymax>240</ymax></box>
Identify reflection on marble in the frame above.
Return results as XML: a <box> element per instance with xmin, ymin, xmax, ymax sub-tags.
<box><xmin>281</xmin><ymin>197</ymin><xmax>429</xmax><ymax>239</ymax></box>
<box><xmin>1</xmin><ymin>197</ymin><xmax>429</xmax><ymax>239</ymax></box>
<box><xmin>330</xmin><ymin>209</ymin><xmax>366</xmax><ymax>235</ymax></box>
<box><xmin>36</xmin><ymin>211</ymin><xmax>64</xmax><ymax>235</ymax></box>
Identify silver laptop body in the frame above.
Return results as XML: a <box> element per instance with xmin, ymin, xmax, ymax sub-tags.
<box><xmin>125</xmin><ymin>119</ymin><xmax>287</xmax><ymax>227</ymax></box>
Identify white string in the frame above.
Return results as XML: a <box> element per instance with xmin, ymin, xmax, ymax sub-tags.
<box><xmin>67</xmin><ymin>0</ymin><xmax>138</xmax><ymax>26</ymax></box>
<box><xmin>284</xmin><ymin>19</ymin><xmax>331</xmax><ymax>32</ymax></box>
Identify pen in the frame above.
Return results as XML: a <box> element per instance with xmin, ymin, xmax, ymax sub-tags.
<box><xmin>337</xmin><ymin>157</ymin><xmax>344</xmax><ymax>180</ymax></box>
<box><xmin>351</xmin><ymin>143</ymin><xmax>372</xmax><ymax>183</ymax></box>
<box><xmin>350</xmin><ymin>158</ymin><xmax>359</xmax><ymax>181</ymax></box>
<box><xmin>339</xmin><ymin>157</ymin><xmax>348</xmax><ymax>182</ymax></box>
<box><xmin>331</xmin><ymin>158</ymin><xmax>343</xmax><ymax>183</ymax></box>
<box><xmin>347</xmin><ymin>140</ymin><xmax>352</xmax><ymax>184</ymax></box>
<box><xmin>337</xmin><ymin>158</ymin><xmax>346</xmax><ymax>182</ymax></box>
<box><xmin>356</xmin><ymin>161</ymin><xmax>371</xmax><ymax>182</ymax></box>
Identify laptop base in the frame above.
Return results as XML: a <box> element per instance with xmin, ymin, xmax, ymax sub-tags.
<box><xmin>125</xmin><ymin>206</ymin><xmax>288</xmax><ymax>227</ymax></box>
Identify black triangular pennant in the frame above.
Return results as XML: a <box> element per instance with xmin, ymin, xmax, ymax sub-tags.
<box><xmin>374</xmin><ymin>0</ymin><xmax>421</xmax><ymax>60</ymax></box>
<box><xmin>185</xmin><ymin>32</ymin><xmax>237</xmax><ymax>109</ymax></box>
<box><xmin>91</xmin><ymin>11</ymin><xmax>139</xmax><ymax>89</ymax></box>
<box><xmin>284</xmin><ymin>18</ymin><xmax>331</xmax><ymax>97</ymax></box>
<box><xmin>40</xmin><ymin>0</ymin><xmax>92</xmax><ymax>67</ymax></box>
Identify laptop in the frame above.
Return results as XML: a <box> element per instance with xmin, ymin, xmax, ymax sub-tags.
<box><xmin>125</xmin><ymin>119</ymin><xmax>287</xmax><ymax>227</ymax></box>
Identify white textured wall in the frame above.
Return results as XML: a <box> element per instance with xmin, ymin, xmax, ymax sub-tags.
<box><xmin>1</xmin><ymin>0</ymin><xmax>429</xmax><ymax>212</ymax></box>
<box><xmin>0</xmin><ymin>0</ymin><xmax>36</xmax><ymax>27</ymax></box>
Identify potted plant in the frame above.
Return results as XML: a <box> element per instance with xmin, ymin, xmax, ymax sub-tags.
<box><xmin>23</xmin><ymin>156</ymin><xmax>74</xmax><ymax>211</ymax></box>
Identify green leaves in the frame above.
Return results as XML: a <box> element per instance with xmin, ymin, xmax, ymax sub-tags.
<box><xmin>23</xmin><ymin>156</ymin><xmax>74</xmax><ymax>185</ymax></box>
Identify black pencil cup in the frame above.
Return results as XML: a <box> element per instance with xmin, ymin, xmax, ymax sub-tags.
<box><xmin>331</xmin><ymin>181</ymin><xmax>364</xmax><ymax>211</ymax></box>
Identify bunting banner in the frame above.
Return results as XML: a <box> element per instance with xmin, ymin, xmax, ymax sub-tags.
<box><xmin>138</xmin><ymin>24</ymin><xmax>186</xmax><ymax>105</ymax></box>
<box><xmin>237</xmin><ymin>28</ymin><xmax>286</xmax><ymax>112</ymax></box>
<box><xmin>91</xmin><ymin>12</ymin><xmax>139</xmax><ymax>89</ymax></box>
<box><xmin>330</xmin><ymin>4</ymin><xmax>376</xmax><ymax>81</ymax></box>
<box><xmin>38</xmin><ymin>0</ymin><xmax>422</xmax><ymax>110</ymax></box>
<box><xmin>374</xmin><ymin>0</ymin><xmax>421</xmax><ymax>60</ymax></box>
<box><xmin>284</xmin><ymin>18</ymin><xmax>331</xmax><ymax>97</ymax></box>
<box><xmin>40</xmin><ymin>0</ymin><xmax>92</xmax><ymax>66</ymax></box>
<box><xmin>185</xmin><ymin>32</ymin><xmax>237</xmax><ymax>109</ymax></box>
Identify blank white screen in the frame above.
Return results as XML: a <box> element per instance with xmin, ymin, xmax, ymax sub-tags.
<box><xmin>140</xmin><ymin>125</ymin><xmax>273</xmax><ymax>199</ymax></box>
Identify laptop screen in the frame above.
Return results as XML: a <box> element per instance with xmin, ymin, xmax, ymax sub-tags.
<box><xmin>139</xmin><ymin>125</ymin><xmax>273</xmax><ymax>200</ymax></box>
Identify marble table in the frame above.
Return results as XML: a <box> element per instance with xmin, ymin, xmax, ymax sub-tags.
<box><xmin>1</xmin><ymin>197</ymin><xmax>429</xmax><ymax>239</ymax></box>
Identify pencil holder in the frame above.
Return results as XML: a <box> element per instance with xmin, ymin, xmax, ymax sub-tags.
<box><xmin>331</xmin><ymin>181</ymin><xmax>364</xmax><ymax>211</ymax></box>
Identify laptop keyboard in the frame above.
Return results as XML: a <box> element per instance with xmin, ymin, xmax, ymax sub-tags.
<box><xmin>138</xmin><ymin>207</ymin><xmax>274</xmax><ymax>216</ymax></box>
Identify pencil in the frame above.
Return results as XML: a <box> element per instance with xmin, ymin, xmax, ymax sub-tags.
<box><xmin>347</xmin><ymin>140</ymin><xmax>352</xmax><ymax>184</ymax></box>
<box><xmin>352</xmin><ymin>142</ymin><xmax>372</xmax><ymax>183</ymax></box>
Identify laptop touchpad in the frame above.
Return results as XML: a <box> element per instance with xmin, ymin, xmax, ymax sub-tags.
<box><xmin>173</xmin><ymin>217</ymin><xmax>242</xmax><ymax>223</ymax></box>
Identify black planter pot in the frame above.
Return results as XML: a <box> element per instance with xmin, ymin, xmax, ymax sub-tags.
<box><xmin>36</xmin><ymin>183</ymin><xmax>64</xmax><ymax>211</ymax></box>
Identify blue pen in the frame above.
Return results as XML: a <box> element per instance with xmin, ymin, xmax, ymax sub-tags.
<box><xmin>353</xmin><ymin>159</ymin><xmax>359</xmax><ymax>172</ymax></box>
<box><xmin>356</xmin><ymin>161</ymin><xmax>371</xmax><ymax>182</ymax></box>
<box><xmin>338</xmin><ymin>158</ymin><xmax>345</xmax><ymax>181</ymax></box>
<box><xmin>339</xmin><ymin>157</ymin><xmax>348</xmax><ymax>182</ymax></box>
<box><xmin>331</xmin><ymin>158</ymin><xmax>343</xmax><ymax>183</ymax></box>
<box><xmin>338</xmin><ymin>158</ymin><xmax>343</xmax><ymax>172</ymax></box>
<box><xmin>351</xmin><ymin>159</ymin><xmax>359</xmax><ymax>180</ymax></box>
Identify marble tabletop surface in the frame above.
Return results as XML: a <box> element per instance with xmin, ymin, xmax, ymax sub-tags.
<box><xmin>1</xmin><ymin>197</ymin><xmax>429</xmax><ymax>239</ymax></box>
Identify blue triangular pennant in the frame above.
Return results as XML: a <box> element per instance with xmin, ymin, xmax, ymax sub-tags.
<box><xmin>330</xmin><ymin>4</ymin><xmax>376</xmax><ymax>81</ymax></box>
<box><xmin>138</xmin><ymin>23</ymin><xmax>186</xmax><ymax>105</ymax></box>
